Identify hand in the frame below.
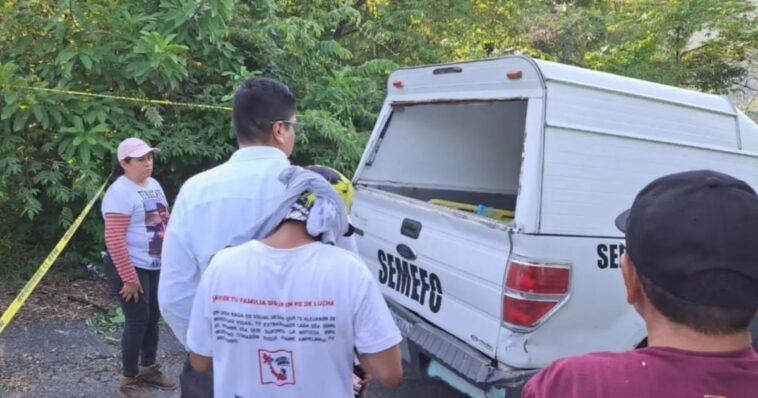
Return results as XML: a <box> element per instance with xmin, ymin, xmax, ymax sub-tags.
<box><xmin>353</xmin><ymin>365</ymin><xmax>371</xmax><ymax>397</ymax></box>
<box><xmin>120</xmin><ymin>281</ymin><xmax>143</xmax><ymax>303</ymax></box>
<box><xmin>359</xmin><ymin>373</ymin><xmax>372</xmax><ymax>397</ymax></box>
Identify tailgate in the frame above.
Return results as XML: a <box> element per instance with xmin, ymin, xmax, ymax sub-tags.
<box><xmin>350</xmin><ymin>187</ymin><xmax>512</xmax><ymax>358</ymax></box>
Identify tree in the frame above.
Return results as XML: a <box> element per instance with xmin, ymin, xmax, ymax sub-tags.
<box><xmin>522</xmin><ymin>0</ymin><xmax>757</xmax><ymax>93</ymax></box>
<box><xmin>0</xmin><ymin>0</ymin><xmax>386</xmax><ymax>275</ymax></box>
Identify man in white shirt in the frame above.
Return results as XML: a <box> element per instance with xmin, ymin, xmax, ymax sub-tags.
<box><xmin>187</xmin><ymin>166</ymin><xmax>403</xmax><ymax>398</ymax></box>
<box><xmin>159</xmin><ymin>77</ymin><xmax>300</xmax><ymax>397</ymax></box>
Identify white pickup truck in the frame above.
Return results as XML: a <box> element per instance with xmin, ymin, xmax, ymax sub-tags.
<box><xmin>348</xmin><ymin>56</ymin><xmax>758</xmax><ymax>397</ymax></box>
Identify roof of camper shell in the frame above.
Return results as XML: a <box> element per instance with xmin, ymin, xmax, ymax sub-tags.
<box><xmin>389</xmin><ymin>56</ymin><xmax>738</xmax><ymax>117</ymax></box>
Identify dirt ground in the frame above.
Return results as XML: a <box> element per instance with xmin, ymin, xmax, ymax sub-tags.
<box><xmin>0</xmin><ymin>276</ymin><xmax>465</xmax><ymax>398</ymax></box>
<box><xmin>0</xmin><ymin>276</ymin><xmax>183</xmax><ymax>398</ymax></box>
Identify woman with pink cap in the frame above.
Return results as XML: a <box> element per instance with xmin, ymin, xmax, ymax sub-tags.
<box><xmin>101</xmin><ymin>137</ymin><xmax>177</xmax><ymax>397</ymax></box>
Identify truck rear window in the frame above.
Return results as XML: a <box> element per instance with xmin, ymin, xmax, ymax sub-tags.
<box><xmin>357</xmin><ymin>100</ymin><xmax>527</xmax><ymax>222</ymax></box>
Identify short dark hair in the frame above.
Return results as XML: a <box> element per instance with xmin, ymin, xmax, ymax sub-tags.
<box><xmin>639</xmin><ymin>272</ymin><xmax>756</xmax><ymax>335</ymax></box>
<box><xmin>232</xmin><ymin>77</ymin><xmax>295</xmax><ymax>144</ymax></box>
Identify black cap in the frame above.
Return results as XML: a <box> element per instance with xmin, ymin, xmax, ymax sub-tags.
<box><xmin>615</xmin><ymin>170</ymin><xmax>758</xmax><ymax>310</ymax></box>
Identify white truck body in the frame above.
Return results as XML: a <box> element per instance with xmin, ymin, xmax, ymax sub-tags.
<box><xmin>350</xmin><ymin>56</ymin><xmax>758</xmax><ymax>397</ymax></box>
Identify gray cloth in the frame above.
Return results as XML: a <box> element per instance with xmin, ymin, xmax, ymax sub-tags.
<box><xmin>249</xmin><ymin>166</ymin><xmax>350</xmax><ymax>244</ymax></box>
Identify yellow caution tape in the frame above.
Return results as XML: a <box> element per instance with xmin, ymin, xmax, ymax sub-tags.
<box><xmin>0</xmin><ymin>181</ymin><xmax>107</xmax><ymax>336</ymax></box>
<box><xmin>0</xmin><ymin>84</ymin><xmax>232</xmax><ymax>111</ymax></box>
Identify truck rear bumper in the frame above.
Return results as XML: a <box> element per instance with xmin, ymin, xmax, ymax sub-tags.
<box><xmin>387</xmin><ymin>299</ymin><xmax>538</xmax><ymax>396</ymax></box>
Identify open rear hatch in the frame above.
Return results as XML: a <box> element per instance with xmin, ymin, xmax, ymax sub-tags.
<box><xmin>351</xmin><ymin>99</ymin><xmax>528</xmax><ymax>358</ymax></box>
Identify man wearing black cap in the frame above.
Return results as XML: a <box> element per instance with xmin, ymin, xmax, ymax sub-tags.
<box><xmin>523</xmin><ymin>170</ymin><xmax>758</xmax><ymax>398</ymax></box>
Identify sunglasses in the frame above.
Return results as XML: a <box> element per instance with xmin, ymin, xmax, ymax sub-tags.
<box><xmin>270</xmin><ymin>120</ymin><xmax>305</xmax><ymax>132</ymax></box>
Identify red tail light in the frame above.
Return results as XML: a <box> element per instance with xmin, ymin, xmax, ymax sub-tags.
<box><xmin>502</xmin><ymin>258</ymin><xmax>571</xmax><ymax>330</ymax></box>
<box><xmin>506</xmin><ymin>260</ymin><xmax>570</xmax><ymax>294</ymax></box>
<box><xmin>503</xmin><ymin>296</ymin><xmax>557</xmax><ymax>327</ymax></box>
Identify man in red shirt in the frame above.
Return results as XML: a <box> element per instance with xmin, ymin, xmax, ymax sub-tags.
<box><xmin>523</xmin><ymin>170</ymin><xmax>758</xmax><ymax>398</ymax></box>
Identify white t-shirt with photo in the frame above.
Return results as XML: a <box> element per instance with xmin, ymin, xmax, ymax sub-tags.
<box><xmin>187</xmin><ymin>240</ymin><xmax>401</xmax><ymax>398</ymax></box>
<box><xmin>101</xmin><ymin>176</ymin><xmax>169</xmax><ymax>269</ymax></box>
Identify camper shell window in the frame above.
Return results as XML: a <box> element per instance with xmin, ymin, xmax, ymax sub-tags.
<box><xmin>357</xmin><ymin>100</ymin><xmax>527</xmax><ymax>223</ymax></box>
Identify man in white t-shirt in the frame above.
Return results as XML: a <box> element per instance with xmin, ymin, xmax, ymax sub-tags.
<box><xmin>159</xmin><ymin>78</ymin><xmax>360</xmax><ymax>397</ymax></box>
<box><xmin>186</xmin><ymin>166</ymin><xmax>403</xmax><ymax>397</ymax></box>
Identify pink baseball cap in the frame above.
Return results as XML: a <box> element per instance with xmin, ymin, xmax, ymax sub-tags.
<box><xmin>117</xmin><ymin>137</ymin><xmax>160</xmax><ymax>161</ymax></box>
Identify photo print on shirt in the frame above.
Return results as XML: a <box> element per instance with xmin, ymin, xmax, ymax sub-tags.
<box><xmin>141</xmin><ymin>190</ymin><xmax>168</xmax><ymax>265</ymax></box>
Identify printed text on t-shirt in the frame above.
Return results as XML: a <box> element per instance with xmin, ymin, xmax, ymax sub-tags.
<box><xmin>213</xmin><ymin>295</ymin><xmax>335</xmax><ymax>308</ymax></box>
<box><xmin>211</xmin><ymin>296</ymin><xmax>337</xmax><ymax>345</ymax></box>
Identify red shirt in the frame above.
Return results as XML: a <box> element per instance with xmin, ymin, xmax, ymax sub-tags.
<box><xmin>523</xmin><ymin>347</ymin><xmax>758</xmax><ymax>398</ymax></box>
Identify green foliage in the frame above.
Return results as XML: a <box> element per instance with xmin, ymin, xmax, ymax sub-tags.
<box><xmin>524</xmin><ymin>0</ymin><xmax>757</xmax><ymax>93</ymax></box>
<box><xmin>86</xmin><ymin>306</ymin><xmax>124</xmax><ymax>344</ymax></box>
<box><xmin>125</xmin><ymin>31</ymin><xmax>190</xmax><ymax>89</ymax></box>
<box><xmin>0</xmin><ymin>0</ymin><xmax>755</xmax><ymax>278</ymax></box>
<box><xmin>0</xmin><ymin>0</ymin><xmax>384</xmax><ymax>276</ymax></box>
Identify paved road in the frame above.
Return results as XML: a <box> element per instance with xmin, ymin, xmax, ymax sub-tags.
<box><xmin>0</xmin><ymin>320</ymin><xmax>465</xmax><ymax>398</ymax></box>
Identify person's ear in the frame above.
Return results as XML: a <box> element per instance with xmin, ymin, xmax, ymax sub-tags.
<box><xmin>621</xmin><ymin>254</ymin><xmax>642</xmax><ymax>305</ymax></box>
<box><xmin>119</xmin><ymin>159</ymin><xmax>129</xmax><ymax>169</ymax></box>
<box><xmin>271</xmin><ymin>121</ymin><xmax>287</xmax><ymax>147</ymax></box>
